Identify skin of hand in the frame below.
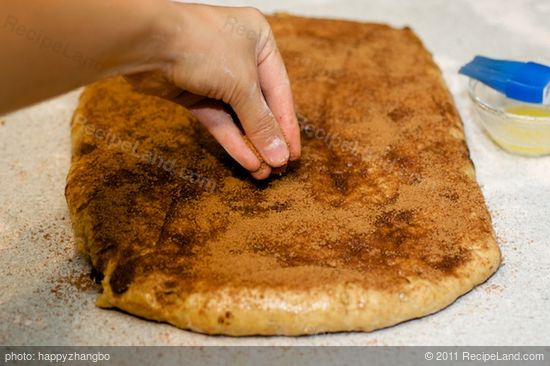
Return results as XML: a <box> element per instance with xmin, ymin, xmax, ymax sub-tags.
<box><xmin>0</xmin><ymin>1</ymin><xmax>300</xmax><ymax>179</ymax></box>
<box><xmin>127</xmin><ymin>4</ymin><xmax>301</xmax><ymax>179</ymax></box>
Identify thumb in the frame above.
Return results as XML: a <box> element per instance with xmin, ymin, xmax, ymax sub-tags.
<box><xmin>230</xmin><ymin>80</ymin><xmax>290</xmax><ymax>168</ymax></box>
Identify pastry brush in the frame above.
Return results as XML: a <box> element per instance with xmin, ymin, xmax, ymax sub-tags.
<box><xmin>459</xmin><ymin>55</ymin><xmax>550</xmax><ymax>104</ymax></box>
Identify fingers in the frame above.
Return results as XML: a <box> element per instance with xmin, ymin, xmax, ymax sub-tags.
<box><xmin>221</xmin><ymin>16</ymin><xmax>299</xmax><ymax>168</ymax></box>
<box><xmin>187</xmin><ymin>100</ymin><xmax>268</xmax><ymax>175</ymax></box>
<box><xmin>257</xmin><ymin>38</ymin><xmax>301</xmax><ymax>161</ymax></box>
<box><xmin>230</xmin><ymin>80</ymin><xmax>290</xmax><ymax>168</ymax></box>
<box><xmin>251</xmin><ymin>162</ymin><xmax>272</xmax><ymax>180</ymax></box>
<box><xmin>190</xmin><ymin>100</ymin><xmax>273</xmax><ymax>179</ymax></box>
<box><xmin>125</xmin><ymin>71</ymin><xmax>274</xmax><ymax>179</ymax></box>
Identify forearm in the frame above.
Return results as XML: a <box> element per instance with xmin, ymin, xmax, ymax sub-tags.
<box><xmin>0</xmin><ymin>2</ymin><xmax>300</xmax><ymax>176</ymax></box>
<box><xmin>0</xmin><ymin>0</ymin><xmax>174</xmax><ymax>114</ymax></box>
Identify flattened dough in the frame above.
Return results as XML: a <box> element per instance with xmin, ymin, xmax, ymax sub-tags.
<box><xmin>65</xmin><ymin>14</ymin><xmax>501</xmax><ymax>336</ymax></box>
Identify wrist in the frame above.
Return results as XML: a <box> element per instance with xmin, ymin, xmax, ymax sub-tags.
<box><xmin>100</xmin><ymin>0</ymin><xmax>179</xmax><ymax>78</ymax></box>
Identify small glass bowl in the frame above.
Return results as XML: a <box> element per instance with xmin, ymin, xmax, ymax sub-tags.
<box><xmin>468</xmin><ymin>79</ymin><xmax>550</xmax><ymax>156</ymax></box>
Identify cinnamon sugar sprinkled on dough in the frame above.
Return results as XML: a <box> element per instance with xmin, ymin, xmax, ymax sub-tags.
<box><xmin>64</xmin><ymin>15</ymin><xmax>498</xmax><ymax>333</ymax></box>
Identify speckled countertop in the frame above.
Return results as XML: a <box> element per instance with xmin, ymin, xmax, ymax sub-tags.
<box><xmin>1</xmin><ymin>0</ymin><xmax>549</xmax><ymax>346</ymax></box>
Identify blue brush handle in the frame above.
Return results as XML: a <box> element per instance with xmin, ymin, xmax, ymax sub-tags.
<box><xmin>507</xmin><ymin>62</ymin><xmax>550</xmax><ymax>104</ymax></box>
<box><xmin>459</xmin><ymin>56</ymin><xmax>550</xmax><ymax>104</ymax></box>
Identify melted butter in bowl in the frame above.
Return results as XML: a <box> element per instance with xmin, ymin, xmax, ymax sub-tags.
<box><xmin>468</xmin><ymin>80</ymin><xmax>550</xmax><ymax>156</ymax></box>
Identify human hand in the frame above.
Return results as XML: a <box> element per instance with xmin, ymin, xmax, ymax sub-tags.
<box><xmin>127</xmin><ymin>4</ymin><xmax>300</xmax><ymax>179</ymax></box>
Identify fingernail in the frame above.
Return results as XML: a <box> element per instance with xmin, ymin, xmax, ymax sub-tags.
<box><xmin>264</xmin><ymin>137</ymin><xmax>289</xmax><ymax>167</ymax></box>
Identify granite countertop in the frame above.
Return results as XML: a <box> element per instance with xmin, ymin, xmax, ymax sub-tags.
<box><xmin>1</xmin><ymin>0</ymin><xmax>549</xmax><ymax>346</ymax></box>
